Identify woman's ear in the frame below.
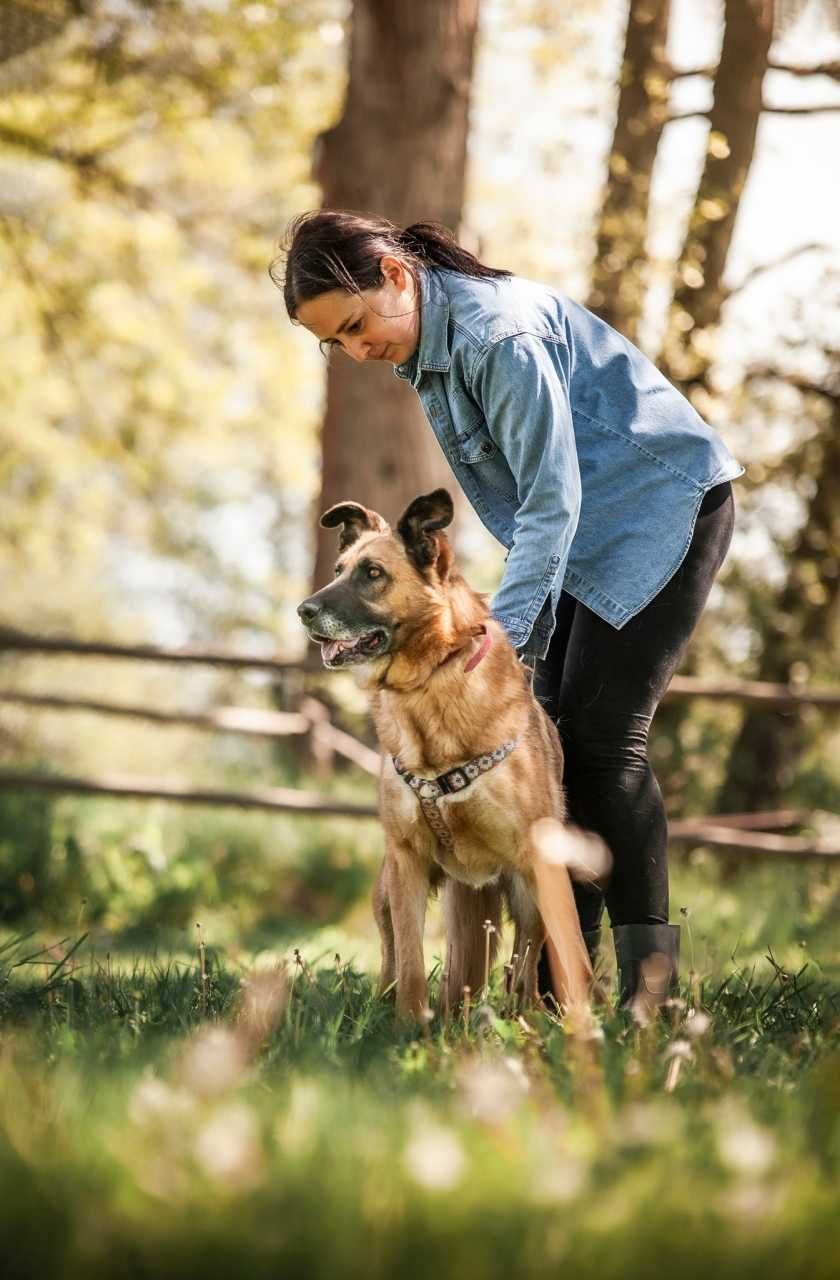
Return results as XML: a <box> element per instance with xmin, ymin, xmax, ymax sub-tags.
<box><xmin>380</xmin><ymin>254</ymin><xmax>409</xmax><ymax>291</ymax></box>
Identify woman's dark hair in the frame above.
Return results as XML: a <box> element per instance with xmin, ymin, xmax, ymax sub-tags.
<box><xmin>271</xmin><ymin>209</ymin><xmax>510</xmax><ymax>320</ymax></box>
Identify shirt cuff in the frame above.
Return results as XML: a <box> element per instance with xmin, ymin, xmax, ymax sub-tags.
<box><xmin>491</xmin><ymin>613</ymin><xmax>552</xmax><ymax>659</ymax></box>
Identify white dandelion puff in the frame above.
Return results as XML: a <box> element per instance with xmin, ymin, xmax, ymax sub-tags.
<box><xmin>404</xmin><ymin>1123</ymin><xmax>466</xmax><ymax>1191</ymax></box>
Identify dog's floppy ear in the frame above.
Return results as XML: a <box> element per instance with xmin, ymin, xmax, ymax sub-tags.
<box><xmin>397</xmin><ymin>489</ymin><xmax>454</xmax><ymax>571</ymax></box>
<box><xmin>319</xmin><ymin>502</ymin><xmax>388</xmax><ymax>551</ymax></box>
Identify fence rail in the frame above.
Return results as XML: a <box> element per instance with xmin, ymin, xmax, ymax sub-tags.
<box><xmin>0</xmin><ymin>689</ymin><xmax>381</xmax><ymax>776</ymax></box>
<box><xmin>0</xmin><ymin>769</ymin><xmax>379</xmax><ymax>818</ymax></box>
<box><xmin>2</xmin><ymin>628</ymin><xmax>838</xmax><ymax>708</ymax></box>
<box><xmin>2</xmin><ymin>629</ymin><xmax>837</xmax><ymax>858</ymax></box>
<box><xmin>0</xmin><ymin>627</ymin><xmax>310</xmax><ymax>674</ymax></box>
<box><xmin>1</xmin><ymin>769</ymin><xmax>836</xmax><ymax>857</ymax></box>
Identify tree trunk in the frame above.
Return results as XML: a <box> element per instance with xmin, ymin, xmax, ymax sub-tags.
<box><xmin>311</xmin><ymin>0</ymin><xmax>480</xmax><ymax>588</ymax></box>
<box><xmin>717</xmin><ymin>389</ymin><xmax>840</xmax><ymax>813</ymax></box>
<box><xmin>586</xmin><ymin>0</ymin><xmax>672</xmax><ymax>342</ymax></box>
<box><xmin>659</xmin><ymin>0</ymin><xmax>773</xmax><ymax>390</ymax></box>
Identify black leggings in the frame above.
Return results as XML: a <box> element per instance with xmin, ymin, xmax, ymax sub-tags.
<box><xmin>533</xmin><ymin>481</ymin><xmax>735</xmax><ymax>933</ymax></box>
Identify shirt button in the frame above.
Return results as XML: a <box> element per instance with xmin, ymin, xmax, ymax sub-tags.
<box><xmin>481</xmin><ymin>443</ymin><xmax>493</xmax><ymax>454</ymax></box>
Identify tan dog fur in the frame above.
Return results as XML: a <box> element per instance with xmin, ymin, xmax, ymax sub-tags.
<box><xmin>300</xmin><ymin>492</ymin><xmax>594</xmax><ymax>1020</ymax></box>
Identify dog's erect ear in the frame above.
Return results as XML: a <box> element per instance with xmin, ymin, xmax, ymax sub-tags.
<box><xmin>319</xmin><ymin>502</ymin><xmax>389</xmax><ymax>551</ymax></box>
<box><xmin>396</xmin><ymin>489</ymin><xmax>454</xmax><ymax>571</ymax></box>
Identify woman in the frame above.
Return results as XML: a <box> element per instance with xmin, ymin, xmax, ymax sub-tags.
<box><xmin>273</xmin><ymin>209</ymin><xmax>742</xmax><ymax>1006</ymax></box>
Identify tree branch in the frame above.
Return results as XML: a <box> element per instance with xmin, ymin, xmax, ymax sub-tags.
<box><xmin>0</xmin><ymin>122</ymin><xmax>153</xmax><ymax>207</ymax></box>
<box><xmin>726</xmin><ymin>243</ymin><xmax>830</xmax><ymax>298</ymax></box>
<box><xmin>668</xmin><ymin>59</ymin><xmax>840</xmax><ymax>82</ymax></box>
<box><xmin>665</xmin><ymin>109</ymin><xmax>707</xmax><ymax>122</ymax></box>
<box><xmin>668</xmin><ymin>101</ymin><xmax>840</xmax><ymax>123</ymax></box>
<box><xmin>744</xmin><ymin>368</ymin><xmax>840</xmax><ymax>403</ymax></box>
<box><xmin>768</xmin><ymin>58</ymin><xmax>840</xmax><ymax>81</ymax></box>
<box><xmin>667</xmin><ymin>64</ymin><xmax>716</xmax><ymax>79</ymax></box>
<box><xmin>763</xmin><ymin>102</ymin><xmax>840</xmax><ymax>114</ymax></box>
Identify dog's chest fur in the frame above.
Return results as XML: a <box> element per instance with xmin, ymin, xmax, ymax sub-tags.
<box><xmin>369</xmin><ymin>626</ymin><xmax>562</xmax><ymax>889</ymax></box>
<box><xmin>383</xmin><ymin>757</ymin><xmax>526</xmax><ymax>887</ymax></box>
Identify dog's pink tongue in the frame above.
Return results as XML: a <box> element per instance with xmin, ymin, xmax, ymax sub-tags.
<box><xmin>322</xmin><ymin>639</ymin><xmax>344</xmax><ymax>663</ymax></box>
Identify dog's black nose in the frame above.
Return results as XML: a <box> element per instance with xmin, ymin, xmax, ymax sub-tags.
<box><xmin>297</xmin><ymin>599</ymin><xmax>319</xmax><ymax>624</ymax></box>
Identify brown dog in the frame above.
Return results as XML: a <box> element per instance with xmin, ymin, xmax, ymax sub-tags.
<box><xmin>297</xmin><ymin>489</ymin><xmax>595</xmax><ymax>1019</ymax></box>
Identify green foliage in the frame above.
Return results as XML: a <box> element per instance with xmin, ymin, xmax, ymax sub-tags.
<box><xmin>0</xmin><ymin>0</ymin><xmax>345</xmax><ymax>645</ymax></box>
<box><xmin>0</xmin><ymin>933</ymin><xmax>838</xmax><ymax>1278</ymax></box>
<box><xmin>0</xmin><ymin>783</ymin><xmax>54</xmax><ymax>921</ymax></box>
<box><xmin>0</xmin><ymin>783</ymin><xmax>380</xmax><ymax>937</ymax></box>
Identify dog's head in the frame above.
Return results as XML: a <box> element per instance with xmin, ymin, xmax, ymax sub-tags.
<box><xmin>296</xmin><ymin>489</ymin><xmax>455</xmax><ymax>668</ymax></box>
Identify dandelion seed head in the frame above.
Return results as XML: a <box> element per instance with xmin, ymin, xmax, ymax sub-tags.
<box><xmin>181</xmin><ymin>1027</ymin><xmax>248</xmax><ymax>1097</ymax></box>
<box><xmin>532</xmin><ymin>1154</ymin><xmax>587</xmax><ymax>1203</ymax></box>
<box><xmin>129</xmin><ymin>1074</ymin><xmax>196</xmax><ymax>1126</ymax></box>
<box><xmin>717</xmin><ymin>1107</ymin><xmax>777</xmax><ymax>1176</ymax></box>
<box><xmin>404</xmin><ymin>1122</ymin><xmax>466</xmax><ymax>1191</ymax></box>
<box><xmin>686</xmin><ymin>1009</ymin><xmax>712</xmax><ymax>1038</ymax></box>
<box><xmin>457</xmin><ymin>1055</ymin><xmax>530</xmax><ymax>1125</ymax></box>
<box><xmin>194</xmin><ymin>1102</ymin><xmax>262</xmax><ymax>1189</ymax></box>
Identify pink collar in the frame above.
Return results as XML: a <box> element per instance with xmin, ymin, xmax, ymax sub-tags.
<box><xmin>464</xmin><ymin>626</ymin><xmax>492</xmax><ymax>673</ymax></box>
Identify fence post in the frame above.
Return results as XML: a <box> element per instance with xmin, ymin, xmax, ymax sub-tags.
<box><xmin>299</xmin><ymin>696</ymin><xmax>334</xmax><ymax>778</ymax></box>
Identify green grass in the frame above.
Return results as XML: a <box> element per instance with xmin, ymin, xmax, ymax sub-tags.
<box><xmin>1</xmin><ymin>782</ymin><xmax>839</xmax><ymax>1276</ymax></box>
<box><xmin>1</xmin><ymin>923</ymin><xmax>838</xmax><ymax>1280</ymax></box>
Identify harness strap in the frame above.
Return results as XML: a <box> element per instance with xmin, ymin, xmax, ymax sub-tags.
<box><xmin>392</xmin><ymin>738</ymin><xmax>518</xmax><ymax>853</ymax></box>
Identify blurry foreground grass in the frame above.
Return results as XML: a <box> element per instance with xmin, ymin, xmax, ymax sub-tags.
<box><xmin>1</xmin><ymin>926</ymin><xmax>839</xmax><ymax>1280</ymax></box>
<box><xmin>1</xmin><ymin>785</ymin><xmax>839</xmax><ymax>1276</ymax></box>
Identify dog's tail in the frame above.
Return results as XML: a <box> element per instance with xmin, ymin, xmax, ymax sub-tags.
<box><xmin>441</xmin><ymin>879</ymin><xmax>503</xmax><ymax>1014</ymax></box>
<box><xmin>530</xmin><ymin>819</ymin><xmax>612</xmax><ymax>1011</ymax></box>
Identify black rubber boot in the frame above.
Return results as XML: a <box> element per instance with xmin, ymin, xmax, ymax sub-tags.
<box><xmin>612</xmin><ymin>923</ymin><xmax>680</xmax><ymax>1010</ymax></box>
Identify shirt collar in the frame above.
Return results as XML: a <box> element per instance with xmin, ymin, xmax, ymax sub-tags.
<box><xmin>394</xmin><ymin>268</ymin><xmax>451</xmax><ymax>387</ymax></box>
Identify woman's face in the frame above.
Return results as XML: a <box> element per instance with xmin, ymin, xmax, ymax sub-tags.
<box><xmin>295</xmin><ymin>255</ymin><xmax>421</xmax><ymax>366</ymax></box>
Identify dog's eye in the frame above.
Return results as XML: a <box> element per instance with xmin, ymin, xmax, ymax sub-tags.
<box><xmin>333</xmin><ymin>565</ymin><xmax>342</xmax><ymax>577</ymax></box>
<box><xmin>367</xmin><ymin>565</ymin><xmax>383</xmax><ymax>580</ymax></box>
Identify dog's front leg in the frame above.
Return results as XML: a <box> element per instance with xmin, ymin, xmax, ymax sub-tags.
<box><xmin>385</xmin><ymin>844</ymin><xmax>430</xmax><ymax>1020</ymax></box>
<box><xmin>372</xmin><ymin>857</ymin><xmax>396</xmax><ymax>996</ymax></box>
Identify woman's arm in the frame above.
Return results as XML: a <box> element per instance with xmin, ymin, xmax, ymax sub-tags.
<box><xmin>470</xmin><ymin>332</ymin><xmax>581</xmax><ymax>657</ymax></box>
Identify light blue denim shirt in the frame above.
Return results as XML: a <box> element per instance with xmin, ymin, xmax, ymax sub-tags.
<box><xmin>394</xmin><ymin>267</ymin><xmax>743</xmax><ymax>658</ymax></box>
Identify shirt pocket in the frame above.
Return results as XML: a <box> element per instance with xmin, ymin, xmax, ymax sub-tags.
<box><xmin>455</xmin><ymin>421</ymin><xmax>499</xmax><ymax>464</ymax></box>
<box><xmin>456</xmin><ymin>423</ymin><xmax>518</xmax><ymax>505</ymax></box>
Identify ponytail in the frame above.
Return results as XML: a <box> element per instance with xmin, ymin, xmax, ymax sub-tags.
<box><xmin>273</xmin><ymin>209</ymin><xmax>510</xmax><ymax>319</ymax></box>
<box><xmin>396</xmin><ymin>222</ymin><xmax>510</xmax><ymax>281</ymax></box>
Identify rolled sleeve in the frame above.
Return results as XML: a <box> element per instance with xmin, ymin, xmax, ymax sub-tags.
<box><xmin>470</xmin><ymin>332</ymin><xmax>581</xmax><ymax>656</ymax></box>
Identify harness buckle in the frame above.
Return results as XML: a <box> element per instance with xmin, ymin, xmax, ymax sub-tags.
<box><xmin>437</xmin><ymin>768</ymin><xmax>468</xmax><ymax>795</ymax></box>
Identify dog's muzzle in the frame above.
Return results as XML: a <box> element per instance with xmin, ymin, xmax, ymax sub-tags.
<box><xmin>297</xmin><ymin>597</ymin><xmax>391</xmax><ymax>668</ymax></box>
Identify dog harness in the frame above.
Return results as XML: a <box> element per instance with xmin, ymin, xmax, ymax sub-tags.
<box><xmin>392</xmin><ymin>739</ymin><xmax>519</xmax><ymax>852</ymax></box>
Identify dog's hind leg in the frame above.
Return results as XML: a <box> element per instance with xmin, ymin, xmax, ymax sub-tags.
<box><xmin>505</xmin><ymin>873</ymin><xmax>545</xmax><ymax>1009</ymax></box>
<box><xmin>372</xmin><ymin>857</ymin><xmax>396</xmax><ymax>998</ymax></box>
<box><xmin>441</xmin><ymin>879</ymin><xmax>503</xmax><ymax>1015</ymax></box>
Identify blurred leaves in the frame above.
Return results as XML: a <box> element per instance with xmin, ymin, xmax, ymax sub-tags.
<box><xmin>0</xmin><ymin>0</ymin><xmax>347</xmax><ymax>643</ymax></box>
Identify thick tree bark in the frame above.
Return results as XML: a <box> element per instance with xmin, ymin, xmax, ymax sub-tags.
<box><xmin>311</xmin><ymin>0</ymin><xmax>480</xmax><ymax>588</ymax></box>
<box><xmin>717</xmin><ymin>388</ymin><xmax>840</xmax><ymax>813</ymax></box>
<box><xmin>659</xmin><ymin>0</ymin><xmax>773</xmax><ymax>389</ymax></box>
<box><xmin>587</xmin><ymin>0</ymin><xmax>672</xmax><ymax>342</ymax></box>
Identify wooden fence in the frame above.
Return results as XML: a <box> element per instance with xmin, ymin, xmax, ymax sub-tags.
<box><xmin>1</xmin><ymin>627</ymin><xmax>838</xmax><ymax>858</ymax></box>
